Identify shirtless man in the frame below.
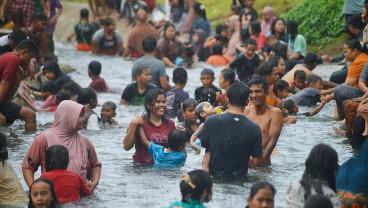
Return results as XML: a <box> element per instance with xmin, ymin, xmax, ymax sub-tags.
<box><xmin>244</xmin><ymin>76</ymin><xmax>283</xmax><ymax>165</ymax></box>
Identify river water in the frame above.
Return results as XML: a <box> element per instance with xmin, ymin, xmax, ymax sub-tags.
<box><xmin>5</xmin><ymin>43</ymin><xmax>353</xmax><ymax>208</ymax></box>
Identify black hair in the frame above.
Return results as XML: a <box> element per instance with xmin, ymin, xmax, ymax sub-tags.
<box><xmin>226</xmin><ymin>82</ymin><xmax>249</xmax><ymax>107</ymax></box>
<box><xmin>173</xmin><ymin>67</ymin><xmax>188</xmax><ymax>84</ymax></box>
<box><xmin>286</xmin><ymin>20</ymin><xmax>298</xmax><ymax>41</ymax></box>
<box><xmin>193</xmin><ymin>2</ymin><xmax>207</xmax><ymax>19</ymax></box>
<box><xmin>300</xmin><ymin>144</ymin><xmax>338</xmax><ymax>200</ymax></box>
<box><xmin>220</xmin><ymin>69</ymin><xmax>236</xmax><ymax>85</ymax></box>
<box><xmin>135</xmin><ymin>67</ymin><xmax>150</xmax><ymax>78</ymax></box>
<box><xmin>271</xmin><ymin>17</ymin><xmax>286</xmax><ymax>35</ymax></box>
<box><xmin>347</xmin><ymin>14</ymin><xmax>363</xmax><ymax>30</ymax></box>
<box><xmin>144</xmin><ymin>89</ymin><xmax>169</xmax><ymax>126</ymax></box>
<box><xmin>163</xmin><ymin>22</ymin><xmax>176</xmax><ymax>39</ymax></box>
<box><xmin>270</xmin><ymin>56</ymin><xmax>283</xmax><ymax>67</ymax></box>
<box><xmin>44</xmin><ymin>54</ymin><xmax>58</xmax><ymax>64</ymax></box>
<box><xmin>142</xmin><ymin>36</ymin><xmax>157</xmax><ymax>53</ymax></box>
<box><xmin>198</xmin><ymin>88</ymin><xmax>216</xmax><ymax>106</ymax></box>
<box><xmin>266</xmin><ymin>34</ymin><xmax>276</xmax><ymax>42</ymax></box>
<box><xmin>273</xmin><ymin>79</ymin><xmax>289</xmax><ymax>95</ymax></box>
<box><xmin>195</xmin><ymin>101</ymin><xmax>212</xmax><ymax>123</ymax></box>
<box><xmin>230</xmin><ymin>5</ymin><xmax>241</xmax><ymax>15</ymax></box>
<box><xmin>77</xmin><ymin>87</ymin><xmax>97</xmax><ymax>105</ymax></box>
<box><xmin>55</xmin><ymin>75</ymin><xmax>71</xmax><ymax>91</ymax></box>
<box><xmin>0</xmin><ymin>133</ymin><xmax>8</xmax><ymax>167</ymax></box>
<box><xmin>55</xmin><ymin>90</ymin><xmax>71</xmax><ymax>104</ymax></box>
<box><xmin>304</xmin><ymin>194</ymin><xmax>333</xmax><ymax>208</ymax></box>
<box><xmin>33</xmin><ymin>11</ymin><xmax>48</xmax><ymax>22</ymax></box>
<box><xmin>245</xmin><ymin>38</ymin><xmax>257</xmax><ymax>47</ymax></box>
<box><xmin>304</xmin><ymin>53</ymin><xmax>319</xmax><ymax>66</ymax></box>
<box><xmin>88</xmin><ymin>60</ymin><xmax>102</xmax><ymax>76</ymax></box>
<box><xmin>104</xmin><ymin>17</ymin><xmax>115</xmax><ymax>27</ymax></box>
<box><xmin>272</xmin><ymin>43</ymin><xmax>288</xmax><ymax>60</ymax></box>
<box><xmin>182</xmin><ymin>98</ymin><xmax>198</xmax><ymax>111</ymax></box>
<box><xmin>283</xmin><ymin>99</ymin><xmax>298</xmax><ymax>114</ymax></box>
<box><xmin>256</xmin><ymin>61</ymin><xmax>277</xmax><ymax>78</ymax></box>
<box><xmin>28</xmin><ymin>178</ymin><xmax>60</xmax><ymax>208</ymax></box>
<box><xmin>364</xmin><ymin>4</ymin><xmax>368</xmax><ymax>22</ymax></box>
<box><xmin>180</xmin><ymin>170</ymin><xmax>213</xmax><ymax>203</ymax></box>
<box><xmin>212</xmin><ymin>44</ymin><xmax>223</xmax><ymax>55</ymax></box>
<box><xmin>62</xmin><ymin>81</ymin><xmax>81</xmax><ymax>97</ymax></box>
<box><xmin>8</xmin><ymin>29</ymin><xmax>27</xmax><ymax>46</ymax></box>
<box><xmin>215</xmin><ymin>24</ymin><xmax>224</xmax><ymax>34</ymax></box>
<box><xmin>248</xmin><ymin>75</ymin><xmax>270</xmax><ymax>93</ymax></box>
<box><xmin>40</xmin><ymin>81</ymin><xmax>58</xmax><ymax>95</ymax></box>
<box><xmin>80</xmin><ymin>8</ymin><xmax>89</xmax><ymax>19</ymax></box>
<box><xmin>344</xmin><ymin>39</ymin><xmax>362</xmax><ymax>52</ymax></box>
<box><xmin>201</xmin><ymin>68</ymin><xmax>215</xmax><ymax>77</ymax></box>
<box><xmin>102</xmin><ymin>101</ymin><xmax>117</xmax><ymax>111</ymax></box>
<box><xmin>167</xmin><ymin>129</ymin><xmax>186</xmax><ymax>151</ymax></box>
<box><xmin>14</xmin><ymin>39</ymin><xmax>38</xmax><ymax>55</ymax></box>
<box><xmin>249</xmin><ymin>181</ymin><xmax>276</xmax><ymax>199</ymax></box>
<box><xmin>184</xmin><ymin>45</ymin><xmax>195</xmax><ymax>58</ymax></box>
<box><xmin>45</xmin><ymin>145</ymin><xmax>69</xmax><ymax>171</ymax></box>
<box><xmin>250</xmin><ymin>21</ymin><xmax>262</xmax><ymax>36</ymax></box>
<box><xmin>307</xmin><ymin>75</ymin><xmax>322</xmax><ymax>85</ymax></box>
<box><xmin>294</xmin><ymin>70</ymin><xmax>307</xmax><ymax>80</ymax></box>
<box><xmin>43</xmin><ymin>61</ymin><xmax>64</xmax><ymax>79</ymax></box>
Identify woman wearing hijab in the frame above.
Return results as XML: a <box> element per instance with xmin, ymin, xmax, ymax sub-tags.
<box><xmin>261</xmin><ymin>7</ymin><xmax>275</xmax><ymax>35</ymax></box>
<box><xmin>192</xmin><ymin>29</ymin><xmax>207</xmax><ymax>61</ymax></box>
<box><xmin>336</xmin><ymin>138</ymin><xmax>368</xmax><ymax>207</ymax></box>
<box><xmin>22</xmin><ymin>100</ymin><xmax>101</xmax><ymax>192</ymax></box>
<box><xmin>224</xmin><ymin>14</ymin><xmax>241</xmax><ymax>58</ymax></box>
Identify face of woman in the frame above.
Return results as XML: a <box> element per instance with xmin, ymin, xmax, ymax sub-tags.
<box><xmin>274</xmin><ymin>20</ymin><xmax>285</xmax><ymax>33</ymax></box>
<box><xmin>277</xmin><ymin>58</ymin><xmax>286</xmax><ymax>75</ymax></box>
<box><xmin>218</xmin><ymin>73</ymin><xmax>229</xmax><ymax>90</ymax></box>
<box><xmin>247</xmin><ymin>188</ymin><xmax>275</xmax><ymax>208</ymax></box>
<box><xmin>31</xmin><ymin>181</ymin><xmax>53</xmax><ymax>208</ymax></box>
<box><xmin>75</xmin><ymin>108</ymin><xmax>85</xmax><ymax>131</ymax></box>
<box><xmin>165</xmin><ymin>26</ymin><xmax>176</xmax><ymax>40</ymax></box>
<box><xmin>362</xmin><ymin>8</ymin><xmax>367</xmax><ymax>23</ymax></box>
<box><xmin>150</xmin><ymin>94</ymin><xmax>167</xmax><ymax>117</ymax></box>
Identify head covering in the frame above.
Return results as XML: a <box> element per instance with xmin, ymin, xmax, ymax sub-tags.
<box><xmin>192</xmin><ymin>29</ymin><xmax>206</xmax><ymax>61</ymax></box>
<box><xmin>43</xmin><ymin>100</ymin><xmax>89</xmax><ymax>180</ymax></box>
<box><xmin>336</xmin><ymin>138</ymin><xmax>368</xmax><ymax>195</ymax></box>
<box><xmin>261</xmin><ymin>6</ymin><xmax>275</xmax><ymax>34</ymax></box>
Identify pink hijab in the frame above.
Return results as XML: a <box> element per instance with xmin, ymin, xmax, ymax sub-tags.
<box><xmin>261</xmin><ymin>6</ymin><xmax>275</xmax><ymax>35</ymax></box>
<box><xmin>43</xmin><ymin>100</ymin><xmax>89</xmax><ymax>180</ymax></box>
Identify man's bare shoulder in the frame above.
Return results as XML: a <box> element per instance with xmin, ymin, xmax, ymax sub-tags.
<box><xmin>269</xmin><ymin>106</ymin><xmax>283</xmax><ymax>118</ymax></box>
<box><xmin>244</xmin><ymin>106</ymin><xmax>254</xmax><ymax>115</ymax></box>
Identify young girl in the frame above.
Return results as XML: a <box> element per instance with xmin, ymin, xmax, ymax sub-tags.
<box><xmin>40</xmin><ymin>145</ymin><xmax>92</xmax><ymax>203</ymax></box>
<box><xmin>216</xmin><ymin>69</ymin><xmax>236</xmax><ymax>107</ymax></box>
<box><xmin>28</xmin><ymin>178</ymin><xmax>60</xmax><ymax>208</ymax></box>
<box><xmin>77</xmin><ymin>87</ymin><xmax>100</xmax><ymax>130</ymax></box>
<box><xmin>21</xmin><ymin>89</ymin><xmax>70</xmax><ymax>112</ymax></box>
<box><xmin>246</xmin><ymin>181</ymin><xmax>276</xmax><ymax>208</ymax></box>
<box><xmin>43</xmin><ymin>61</ymin><xmax>71</xmax><ymax>91</ymax></box>
<box><xmin>169</xmin><ymin>170</ymin><xmax>213</xmax><ymax>208</ymax></box>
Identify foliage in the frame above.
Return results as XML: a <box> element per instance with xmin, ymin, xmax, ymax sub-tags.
<box><xmin>283</xmin><ymin>0</ymin><xmax>345</xmax><ymax>47</ymax></box>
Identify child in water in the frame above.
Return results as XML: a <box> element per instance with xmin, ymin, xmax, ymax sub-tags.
<box><xmin>28</xmin><ymin>178</ymin><xmax>60</xmax><ymax>208</ymax></box>
<box><xmin>288</xmin><ymin>70</ymin><xmax>307</xmax><ymax>94</ymax></box>
<box><xmin>273</xmin><ymin>80</ymin><xmax>297</xmax><ymax>124</ymax></box>
<box><xmin>77</xmin><ymin>88</ymin><xmax>100</xmax><ymax>130</ymax></box>
<box><xmin>177</xmin><ymin>98</ymin><xmax>199</xmax><ymax>142</ymax></box>
<box><xmin>216</xmin><ymin>68</ymin><xmax>236</xmax><ymax>107</ymax></box>
<box><xmin>194</xmin><ymin>68</ymin><xmax>222</xmax><ymax>104</ymax></box>
<box><xmin>138</xmin><ymin>128</ymin><xmax>187</xmax><ymax>167</ymax></box>
<box><xmin>101</xmin><ymin>101</ymin><xmax>117</xmax><ymax>125</ymax></box>
<box><xmin>40</xmin><ymin>145</ymin><xmax>92</xmax><ymax>203</ymax></box>
<box><xmin>169</xmin><ymin>170</ymin><xmax>213</xmax><ymax>208</ymax></box>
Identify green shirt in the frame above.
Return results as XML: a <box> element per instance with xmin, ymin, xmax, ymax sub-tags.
<box><xmin>169</xmin><ymin>199</ymin><xmax>206</xmax><ymax>208</ymax></box>
<box><xmin>35</xmin><ymin>0</ymin><xmax>43</xmax><ymax>12</ymax></box>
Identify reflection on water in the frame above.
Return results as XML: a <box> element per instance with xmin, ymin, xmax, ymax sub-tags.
<box><xmin>6</xmin><ymin>44</ymin><xmax>353</xmax><ymax>208</ymax></box>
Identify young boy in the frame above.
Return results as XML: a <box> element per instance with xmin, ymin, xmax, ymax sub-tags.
<box><xmin>177</xmin><ymin>98</ymin><xmax>199</xmax><ymax>142</ymax></box>
<box><xmin>88</xmin><ymin>60</ymin><xmax>109</xmax><ymax>93</ymax></box>
<box><xmin>40</xmin><ymin>145</ymin><xmax>92</xmax><ymax>203</ymax></box>
<box><xmin>138</xmin><ymin>128</ymin><xmax>187</xmax><ymax>167</ymax></box>
<box><xmin>206</xmin><ymin>44</ymin><xmax>233</xmax><ymax>67</ymax></box>
<box><xmin>288</xmin><ymin>70</ymin><xmax>307</xmax><ymax>94</ymax></box>
<box><xmin>101</xmin><ymin>101</ymin><xmax>117</xmax><ymax>125</ymax></box>
<box><xmin>120</xmin><ymin>67</ymin><xmax>156</xmax><ymax>105</ymax></box>
<box><xmin>273</xmin><ymin>80</ymin><xmax>297</xmax><ymax>124</ymax></box>
<box><xmin>289</xmin><ymin>75</ymin><xmax>334</xmax><ymax>107</ymax></box>
<box><xmin>166</xmin><ymin>67</ymin><xmax>189</xmax><ymax>119</ymax></box>
<box><xmin>194</xmin><ymin>68</ymin><xmax>221</xmax><ymax>103</ymax></box>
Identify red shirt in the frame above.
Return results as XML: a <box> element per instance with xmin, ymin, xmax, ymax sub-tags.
<box><xmin>132</xmin><ymin>115</ymin><xmax>175</xmax><ymax>164</ymax></box>
<box><xmin>40</xmin><ymin>169</ymin><xmax>92</xmax><ymax>203</ymax></box>
<box><xmin>89</xmin><ymin>76</ymin><xmax>108</xmax><ymax>92</ymax></box>
<box><xmin>0</xmin><ymin>52</ymin><xmax>21</xmax><ymax>101</ymax></box>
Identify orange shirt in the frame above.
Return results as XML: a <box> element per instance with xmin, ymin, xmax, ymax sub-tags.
<box><xmin>347</xmin><ymin>53</ymin><xmax>368</xmax><ymax>80</ymax></box>
<box><xmin>266</xmin><ymin>86</ymin><xmax>276</xmax><ymax>107</ymax></box>
<box><xmin>206</xmin><ymin>55</ymin><xmax>233</xmax><ymax>67</ymax></box>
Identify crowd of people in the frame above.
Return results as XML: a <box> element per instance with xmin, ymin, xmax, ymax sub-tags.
<box><xmin>1</xmin><ymin>0</ymin><xmax>368</xmax><ymax>207</ymax></box>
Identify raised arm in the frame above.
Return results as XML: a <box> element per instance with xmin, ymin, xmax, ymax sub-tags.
<box><xmin>123</xmin><ymin>116</ymin><xmax>143</xmax><ymax>150</ymax></box>
<box><xmin>190</xmin><ymin>123</ymin><xmax>204</xmax><ymax>151</ymax></box>
<box><xmin>263</xmin><ymin>108</ymin><xmax>283</xmax><ymax>161</ymax></box>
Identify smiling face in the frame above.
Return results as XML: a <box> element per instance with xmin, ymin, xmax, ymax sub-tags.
<box><xmin>148</xmin><ymin>94</ymin><xmax>167</xmax><ymax>118</ymax></box>
<box><xmin>249</xmin><ymin>84</ymin><xmax>267</xmax><ymax>106</ymax></box>
<box><xmin>75</xmin><ymin>108</ymin><xmax>85</xmax><ymax>130</ymax></box>
<box><xmin>31</xmin><ymin>181</ymin><xmax>53</xmax><ymax>208</ymax></box>
<box><xmin>247</xmin><ymin>188</ymin><xmax>275</xmax><ymax>208</ymax></box>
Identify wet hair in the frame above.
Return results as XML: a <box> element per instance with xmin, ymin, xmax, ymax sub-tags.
<box><xmin>215</xmin><ymin>24</ymin><xmax>225</xmax><ymax>34</ymax></box>
<box><xmin>104</xmin><ymin>17</ymin><xmax>115</xmax><ymax>27</ymax></box>
<box><xmin>270</xmin><ymin>56</ymin><xmax>283</xmax><ymax>68</ymax></box>
<box><xmin>283</xmin><ymin>99</ymin><xmax>298</xmax><ymax>114</ymax></box>
<box><xmin>167</xmin><ymin>129</ymin><xmax>186</xmax><ymax>151</ymax></box>
<box><xmin>55</xmin><ymin>75</ymin><xmax>71</xmax><ymax>91</ymax></box>
<box><xmin>45</xmin><ymin>145</ymin><xmax>69</xmax><ymax>171</ymax></box>
<box><xmin>195</xmin><ymin>101</ymin><xmax>212</xmax><ymax>123</ymax></box>
<box><xmin>271</xmin><ymin>17</ymin><xmax>286</xmax><ymax>35</ymax></box>
<box><xmin>173</xmin><ymin>67</ymin><xmax>187</xmax><ymax>84</ymax></box>
<box><xmin>198</xmin><ymin>88</ymin><xmax>216</xmax><ymax>106</ymax></box>
<box><xmin>135</xmin><ymin>67</ymin><xmax>150</xmax><ymax>78</ymax></box>
<box><xmin>8</xmin><ymin>29</ymin><xmax>27</xmax><ymax>46</ymax></box>
<box><xmin>347</xmin><ymin>14</ymin><xmax>363</xmax><ymax>30</ymax></box>
<box><xmin>28</xmin><ymin>178</ymin><xmax>60</xmax><ymax>208</ymax></box>
<box><xmin>193</xmin><ymin>2</ymin><xmax>207</xmax><ymax>19</ymax></box>
<box><xmin>144</xmin><ymin>89</ymin><xmax>169</xmax><ymax>126</ymax></box>
<box><xmin>256</xmin><ymin>61</ymin><xmax>277</xmax><ymax>78</ymax></box>
<box><xmin>201</xmin><ymin>68</ymin><xmax>215</xmax><ymax>77</ymax></box>
<box><xmin>304</xmin><ymin>194</ymin><xmax>333</xmax><ymax>208</ymax></box>
<box><xmin>40</xmin><ymin>81</ymin><xmax>58</xmax><ymax>95</ymax></box>
<box><xmin>14</xmin><ymin>39</ymin><xmax>38</xmax><ymax>54</ymax></box>
<box><xmin>33</xmin><ymin>11</ymin><xmax>48</xmax><ymax>22</ymax></box>
<box><xmin>80</xmin><ymin>8</ymin><xmax>89</xmax><ymax>19</ymax></box>
<box><xmin>272</xmin><ymin>43</ymin><xmax>288</xmax><ymax>60</ymax></box>
<box><xmin>294</xmin><ymin>70</ymin><xmax>307</xmax><ymax>80</ymax></box>
<box><xmin>250</xmin><ymin>21</ymin><xmax>262</xmax><ymax>36</ymax></box>
<box><xmin>180</xmin><ymin>170</ymin><xmax>213</xmax><ymax>203</ymax></box>
<box><xmin>304</xmin><ymin>53</ymin><xmax>319</xmax><ymax>66</ymax></box>
<box><xmin>227</xmin><ymin>82</ymin><xmax>249</xmax><ymax>107</ymax></box>
<box><xmin>220</xmin><ymin>69</ymin><xmax>236</xmax><ymax>85</ymax></box>
<box><xmin>230</xmin><ymin>5</ymin><xmax>241</xmax><ymax>15</ymax></box>
<box><xmin>88</xmin><ymin>60</ymin><xmax>102</xmax><ymax>76</ymax></box>
<box><xmin>273</xmin><ymin>79</ymin><xmax>289</xmax><ymax>95</ymax></box>
<box><xmin>142</xmin><ymin>36</ymin><xmax>157</xmax><ymax>53</ymax></box>
<box><xmin>249</xmin><ymin>181</ymin><xmax>276</xmax><ymax>199</ymax></box>
<box><xmin>102</xmin><ymin>101</ymin><xmax>117</xmax><ymax>111</ymax></box>
<box><xmin>300</xmin><ymin>144</ymin><xmax>338</xmax><ymax>200</ymax></box>
<box><xmin>212</xmin><ymin>44</ymin><xmax>223</xmax><ymax>55</ymax></box>
<box><xmin>248</xmin><ymin>75</ymin><xmax>270</xmax><ymax>93</ymax></box>
<box><xmin>0</xmin><ymin>133</ymin><xmax>8</xmax><ymax>167</ymax></box>
<box><xmin>307</xmin><ymin>75</ymin><xmax>322</xmax><ymax>85</ymax></box>
<box><xmin>182</xmin><ymin>98</ymin><xmax>198</xmax><ymax>111</ymax></box>
<box><xmin>344</xmin><ymin>39</ymin><xmax>362</xmax><ymax>52</ymax></box>
<box><xmin>44</xmin><ymin>54</ymin><xmax>58</xmax><ymax>64</ymax></box>
<box><xmin>55</xmin><ymin>90</ymin><xmax>71</xmax><ymax>104</ymax></box>
<box><xmin>163</xmin><ymin>22</ymin><xmax>176</xmax><ymax>38</ymax></box>
<box><xmin>286</xmin><ymin>20</ymin><xmax>298</xmax><ymax>41</ymax></box>
<box><xmin>245</xmin><ymin>38</ymin><xmax>257</xmax><ymax>47</ymax></box>
<box><xmin>77</xmin><ymin>87</ymin><xmax>97</xmax><ymax>105</ymax></box>
<box><xmin>43</xmin><ymin>62</ymin><xmax>64</xmax><ymax>79</ymax></box>
<box><xmin>62</xmin><ymin>81</ymin><xmax>82</xmax><ymax>97</ymax></box>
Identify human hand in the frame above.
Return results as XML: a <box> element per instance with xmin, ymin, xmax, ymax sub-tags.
<box><xmin>49</xmin><ymin>16</ymin><xmax>57</xmax><ymax>25</ymax></box>
<box><xmin>353</xmin><ymin>97</ymin><xmax>364</xmax><ymax>102</ymax></box>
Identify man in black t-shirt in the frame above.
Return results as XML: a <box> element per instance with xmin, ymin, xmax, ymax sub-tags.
<box><xmin>197</xmin><ymin>82</ymin><xmax>262</xmax><ymax>180</ymax></box>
